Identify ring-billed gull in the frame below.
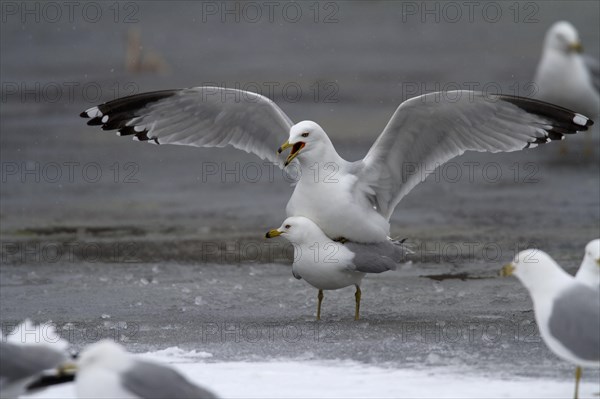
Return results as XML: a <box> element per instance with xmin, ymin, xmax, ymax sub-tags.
<box><xmin>575</xmin><ymin>239</ymin><xmax>600</xmax><ymax>288</ymax></box>
<box><xmin>74</xmin><ymin>340</ymin><xmax>218</xmax><ymax>399</ymax></box>
<box><xmin>81</xmin><ymin>88</ymin><xmax>593</xmax><ymax>243</ymax></box>
<box><xmin>533</xmin><ymin>21</ymin><xmax>599</xmax><ymax>156</ymax></box>
<box><xmin>501</xmin><ymin>249</ymin><xmax>600</xmax><ymax>399</ymax></box>
<box><xmin>534</xmin><ymin>21</ymin><xmax>599</xmax><ymax>119</ymax></box>
<box><xmin>265</xmin><ymin>216</ymin><xmax>407</xmax><ymax>320</ymax></box>
<box><xmin>0</xmin><ymin>320</ymin><xmax>70</xmax><ymax>398</ymax></box>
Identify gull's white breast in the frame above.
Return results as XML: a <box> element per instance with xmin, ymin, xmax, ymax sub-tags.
<box><xmin>293</xmin><ymin>242</ymin><xmax>364</xmax><ymax>290</ymax></box>
<box><xmin>286</xmin><ymin>166</ymin><xmax>390</xmax><ymax>242</ymax></box>
<box><xmin>76</xmin><ymin>368</ymin><xmax>138</xmax><ymax>399</ymax></box>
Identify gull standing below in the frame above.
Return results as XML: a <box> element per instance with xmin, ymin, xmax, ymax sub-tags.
<box><xmin>266</xmin><ymin>216</ymin><xmax>407</xmax><ymax>320</ymax></box>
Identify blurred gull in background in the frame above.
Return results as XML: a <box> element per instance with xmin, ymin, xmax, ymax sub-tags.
<box><xmin>533</xmin><ymin>21</ymin><xmax>600</xmax><ymax>155</ymax></box>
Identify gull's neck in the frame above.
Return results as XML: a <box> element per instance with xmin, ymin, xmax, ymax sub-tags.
<box><xmin>298</xmin><ymin>137</ymin><xmax>347</xmax><ymax>171</ymax></box>
<box><xmin>521</xmin><ymin>262</ymin><xmax>572</xmax><ymax>300</ymax></box>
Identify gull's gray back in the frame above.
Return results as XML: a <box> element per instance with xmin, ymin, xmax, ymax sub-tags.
<box><xmin>345</xmin><ymin>240</ymin><xmax>408</xmax><ymax>273</ymax></box>
<box><xmin>121</xmin><ymin>360</ymin><xmax>218</xmax><ymax>399</ymax></box>
<box><xmin>0</xmin><ymin>342</ymin><xmax>66</xmax><ymax>384</ymax></box>
<box><xmin>548</xmin><ymin>284</ymin><xmax>600</xmax><ymax>362</ymax></box>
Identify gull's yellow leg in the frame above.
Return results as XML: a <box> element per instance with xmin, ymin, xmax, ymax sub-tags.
<box><xmin>559</xmin><ymin>140</ymin><xmax>568</xmax><ymax>156</ymax></box>
<box><xmin>354</xmin><ymin>285</ymin><xmax>361</xmax><ymax>320</ymax></box>
<box><xmin>583</xmin><ymin>132</ymin><xmax>594</xmax><ymax>158</ymax></box>
<box><xmin>317</xmin><ymin>289</ymin><xmax>324</xmax><ymax>320</ymax></box>
<box><xmin>574</xmin><ymin>366</ymin><xmax>582</xmax><ymax>399</ymax></box>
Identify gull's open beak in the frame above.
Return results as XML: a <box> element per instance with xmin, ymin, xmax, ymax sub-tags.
<box><xmin>265</xmin><ymin>229</ymin><xmax>282</xmax><ymax>238</ymax></box>
<box><xmin>278</xmin><ymin>140</ymin><xmax>306</xmax><ymax>167</ymax></box>
<box><xmin>278</xmin><ymin>140</ymin><xmax>292</xmax><ymax>154</ymax></box>
<box><xmin>569</xmin><ymin>42</ymin><xmax>583</xmax><ymax>53</ymax></box>
<box><xmin>500</xmin><ymin>263</ymin><xmax>515</xmax><ymax>277</ymax></box>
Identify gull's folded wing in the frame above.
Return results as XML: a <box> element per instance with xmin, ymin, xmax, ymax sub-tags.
<box><xmin>0</xmin><ymin>343</ymin><xmax>67</xmax><ymax>385</ymax></box>
<box><xmin>548</xmin><ymin>284</ymin><xmax>600</xmax><ymax>362</ymax></box>
<box><xmin>583</xmin><ymin>54</ymin><xmax>600</xmax><ymax>93</ymax></box>
<box><xmin>80</xmin><ymin>87</ymin><xmax>293</xmax><ymax>167</ymax></box>
<box><xmin>122</xmin><ymin>360</ymin><xmax>218</xmax><ymax>399</ymax></box>
<box><xmin>359</xmin><ymin>91</ymin><xmax>593</xmax><ymax>220</ymax></box>
<box><xmin>344</xmin><ymin>241</ymin><xmax>407</xmax><ymax>273</ymax></box>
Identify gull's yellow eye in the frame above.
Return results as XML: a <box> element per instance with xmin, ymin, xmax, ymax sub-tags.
<box><xmin>301</xmin><ymin>132</ymin><xmax>309</xmax><ymax>138</ymax></box>
<box><xmin>285</xmin><ymin>224</ymin><xmax>291</xmax><ymax>229</ymax></box>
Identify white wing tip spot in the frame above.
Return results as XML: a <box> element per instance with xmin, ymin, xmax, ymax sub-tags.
<box><xmin>573</xmin><ymin>114</ymin><xmax>588</xmax><ymax>126</ymax></box>
<box><xmin>84</xmin><ymin>107</ymin><xmax>102</xmax><ymax>118</ymax></box>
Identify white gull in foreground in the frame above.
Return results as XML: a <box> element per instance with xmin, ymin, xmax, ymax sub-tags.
<box><xmin>74</xmin><ymin>340</ymin><xmax>217</xmax><ymax>399</ymax></box>
<box><xmin>0</xmin><ymin>320</ymin><xmax>70</xmax><ymax>399</ymax></box>
<box><xmin>81</xmin><ymin>88</ymin><xmax>593</xmax><ymax>243</ymax></box>
<box><xmin>502</xmin><ymin>249</ymin><xmax>600</xmax><ymax>399</ymax></box>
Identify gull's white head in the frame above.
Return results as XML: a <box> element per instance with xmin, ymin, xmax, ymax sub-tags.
<box><xmin>265</xmin><ymin>216</ymin><xmax>325</xmax><ymax>245</ymax></box>
<box><xmin>278</xmin><ymin>121</ymin><xmax>332</xmax><ymax>166</ymax></box>
<box><xmin>501</xmin><ymin>249</ymin><xmax>569</xmax><ymax>293</ymax></box>
<box><xmin>78</xmin><ymin>340</ymin><xmax>131</xmax><ymax>373</ymax></box>
<box><xmin>576</xmin><ymin>239</ymin><xmax>600</xmax><ymax>287</ymax></box>
<box><xmin>545</xmin><ymin>21</ymin><xmax>582</xmax><ymax>54</ymax></box>
<box><xmin>584</xmin><ymin>239</ymin><xmax>600</xmax><ymax>264</ymax></box>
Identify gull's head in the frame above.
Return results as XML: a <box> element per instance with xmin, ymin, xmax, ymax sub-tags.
<box><xmin>583</xmin><ymin>239</ymin><xmax>600</xmax><ymax>267</ymax></box>
<box><xmin>278</xmin><ymin>121</ymin><xmax>329</xmax><ymax>167</ymax></box>
<box><xmin>501</xmin><ymin>249</ymin><xmax>562</xmax><ymax>291</ymax></box>
<box><xmin>546</xmin><ymin>21</ymin><xmax>582</xmax><ymax>54</ymax></box>
<box><xmin>265</xmin><ymin>216</ymin><xmax>323</xmax><ymax>244</ymax></box>
<box><xmin>78</xmin><ymin>340</ymin><xmax>131</xmax><ymax>372</ymax></box>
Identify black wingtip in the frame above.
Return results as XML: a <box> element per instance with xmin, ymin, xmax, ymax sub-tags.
<box><xmin>79</xmin><ymin>111</ymin><xmax>88</xmax><ymax>118</ymax></box>
<box><xmin>87</xmin><ymin>118</ymin><xmax>104</xmax><ymax>126</ymax></box>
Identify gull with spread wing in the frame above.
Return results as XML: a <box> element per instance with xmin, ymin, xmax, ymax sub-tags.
<box><xmin>81</xmin><ymin>88</ymin><xmax>593</xmax><ymax>243</ymax></box>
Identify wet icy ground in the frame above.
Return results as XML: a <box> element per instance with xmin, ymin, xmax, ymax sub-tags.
<box><xmin>2</xmin><ymin>1</ymin><xmax>600</xmax><ymax>397</ymax></box>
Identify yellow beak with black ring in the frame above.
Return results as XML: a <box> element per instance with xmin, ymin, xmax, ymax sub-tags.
<box><xmin>569</xmin><ymin>42</ymin><xmax>583</xmax><ymax>53</ymax></box>
<box><xmin>265</xmin><ymin>229</ymin><xmax>282</xmax><ymax>238</ymax></box>
<box><xmin>278</xmin><ymin>140</ymin><xmax>306</xmax><ymax>167</ymax></box>
<box><xmin>500</xmin><ymin>263</ymin><xmax>515</xmax><ymax>277</ymax></box>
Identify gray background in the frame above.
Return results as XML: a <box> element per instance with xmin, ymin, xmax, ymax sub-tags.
<box><xmin>1</xmin><ymin>0</ymin><xmax>599</xmax><ymax>383</ymax></box>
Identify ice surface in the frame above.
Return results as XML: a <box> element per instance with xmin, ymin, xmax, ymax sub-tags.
<box><xmin>28</xmin><ymin>349</ymin><xmax>599</xmax><ymax>399</ymax></box>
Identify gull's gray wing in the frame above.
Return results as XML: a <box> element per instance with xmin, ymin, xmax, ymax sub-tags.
<box><xmin>0</xmin><ymin>342</ymin><xmax>67</xmax><ymax>385</ymax></box>
<box><xmin>121</xmin><ymin>359</ymin><xmax>218</xmax><ymax>399</ymax></box>
<box><xmin>80</xmin><ymin>87</ymin><xmax>294</xmax><ymax>167</ymax></box>
<box><xmin>344</xmin><ymin>240</ymin><xmax>407</xmax><ymax>273</ymax></box>
<box><xmin>548</xmin><ymin>284</ymin><xmax>600</xmax><ymax>362</ymax></box>
<box><xmin>358</xmin><ymin>91</ymin><xmax>594</xmax><ymax>220</ymax></box>
<box><xmin>583</xmin><ymin>54</ymin><xmax>600</xmax><ymax>92</ymax></box>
